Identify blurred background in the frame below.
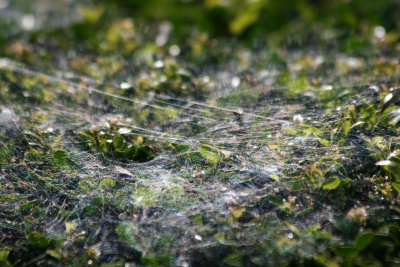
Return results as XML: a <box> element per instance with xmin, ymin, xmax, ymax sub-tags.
<box><xmin>1</xmin><ymin>0</ymin><xmax>399</xmax><ymax>42</ymax></box>
<box><xmin>96</xmin><ymin>0</ymin><xmax>400</xmax><ymax>37</ymax></box>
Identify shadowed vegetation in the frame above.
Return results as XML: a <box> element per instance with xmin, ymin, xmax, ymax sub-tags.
<box><xmin>0</xmin><ymin>0</ymin><xmax>400</xmax><ymax>266</ymax></box>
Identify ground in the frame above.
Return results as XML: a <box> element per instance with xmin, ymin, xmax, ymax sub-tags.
<box><xmin>0</xmin><ymin>0</ymin><xmax>400</xmax><ymax>266</ymax></box>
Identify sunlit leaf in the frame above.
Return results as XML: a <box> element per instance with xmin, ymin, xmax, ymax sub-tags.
<box><xmin>199</xmin><ymin>146</ymin><xmax>220</xmax><ymax>164</ymax></box>
<box><xmin>376</xmin><ymin>160</ymin><xmax>393</xmax><ymax>166</ymax></box>
<box><xmin>229</xmin><ymin>206</ymin><xmax>245</xmax><ymax>219</ymax></box>
<box><xmin>322</xmin><ymin>177</ymin><xmax>341</xmax><ymax>190</ymax></box>
<box><xmin>383</xmin><ymin>93</ymin><xmax>393</xmax><ymax>105</ymax></box>
<box><xmin>270</xmin><ymin>174</ymin><xmax>280</xmax><ymax>182</ymax></box>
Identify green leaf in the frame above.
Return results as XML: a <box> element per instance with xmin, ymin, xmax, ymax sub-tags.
<box><xmin>78</xmin><ymin>179</ymin><xmax>95</xmax><ymax>192</ymax></box>
<box><xmin>53</xmin><ymin>150</ymin><xmax>68</xmax><ymax>166</ymax></box>
<box><xmin>99</xmin><ymin>179</ymin><xmax>116</xmax><ymax>190</ymax></box>
<box><xmin>27</xmin><ymin>232</ymin><xmax>50</xmax><ymax>249</ymax></box>
<box><xmin>316</xmin><ymin>137</ymin><xmax>330</xmax><ymax>147</ymax></box>
<box><xmin>223</xmin><ymin>253</ymin><xmax>245</xmax><ymax>266</ymax></box>
<box><xmin>354</xmin><ymin>231</ymin><xmax>374</xmax><ymax>251</ymax></box>
<box><xmin>112</xmin><ymin>134</ymin><xmax>124</xmax><ymax>150</ymax></box>
<box><xmin>270</xmin><ymin>174</ymin><xmax>279</xmax><ymax>182</ymax></box>
<box><xmin>335</xmin><ymin>246</ymin><xmax>359</xmax><ymax>258</ymax></box>
<box><xmin>115</xmin><ymin>223</ymin><xmax>138</xmax><ymax>246</ymax></box>
<box><xmin>141</xmin><ymin>254</ymin><xmax>171</xmax><ymax>267</ymax></box>
<box><xmin>392</xmin><ymin>182</ymin><xmax>400</xmax><ymax>194</ymax></box>
<box><xmin>283</xmin><ymin>128</ymin><xmax>298</xmax><ymax>135</ymax></box>
<box><xmin>189</xmin><ymin>213</ymin><xmax>203</xmax><ymax>225</ymax></box>
<box><xmin>342</xmin><ymin>120</ymin><xmax>352</xmax><ymax>136</ymax></box>
<box><xmin>47</xmin><ymin>250</ymin><xmax>62</xmax><ymax>260</ymax></box>
<box><xmin>322</xmin><ymin>177</ymin><xmax>341</xmax><ymax>190</ymax></box>
<box><xmin>266</xmin><ymin>194</ymin><xmax>283</xmax><ymax>207</ymax></box>
<box><xmin>53</xmin><ymin>150</ymin><xmax>77</xmax><ymax>168</ymax></box>
<box><xmin>133</xmin><ymin>188</ymin><xmax>157</xmax><ymax>207</ymax></box>
<box><xmin>214</xmin><ymin>232</ymin><xmax>226</xmax><ymax>243</ymax></box>
<box><xmin>199</xmin><ymin>146</ymin><xmax>220</xmax><ymax>164</ymax></box>
<box><xmin>18</xmin><ymin>200</ymin><xmax>39</xmax><ymax>212</ymax></box>
<box><xmin>169</xmin><ymin>143</ymin><xmax>190</xmax><ymax>153</ymax></box>
<box><xmin>0</xmin><ymin>249</ymin><xmax>10</xmax><ymax>262</ymax></box>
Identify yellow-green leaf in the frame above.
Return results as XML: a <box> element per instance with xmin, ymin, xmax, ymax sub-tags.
<box><xmin>322</xmin><ymin>177</ymin><xmax>341</xmax><ymax>190</ymax></box>
<box><xmin>199</xmin><ymin>147</ymin><xmax>220</xmax><ymax>164</ymax></box>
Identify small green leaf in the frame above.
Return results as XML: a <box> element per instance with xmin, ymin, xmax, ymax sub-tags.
<box><xmin>78</xmin><ymin>179</ymin><xmax>95</xmax><ymax>192</ymax></box>
<box><xmin>27</xmin><ymin>232</ymin><xmax>50</xmax><ymax>249</ymax></box>
<box><xmin>199</xmin><ymin>146</ymin><xmax>220</xmax><ymax>164</ymax></box>
<box><xmin>189</xmin><ymin>214</ymin><xmax>203</xmax><ymax>225</ymax></box>
<box><xmin>112</xmin><ymin>134</ymin><xmax>124</xmax><ymax>150</ymax></box>
<box><xmin>316</xmin><ymin>137</ymin><xmax>329</xmax><ymax>147</ymax></box>
<box><xmin>53</xmin><ymin>150</ymin><xmax>77</xmax><ymax>167</ymax></box>
<box><xmin>47</xmin><ymin>250</ymin><xmax>62</xmax><ymax>260</ymax></box>
<box><xmin>354</xmin><ymin>231</ymin><xmax>374</xmax><ymax>251</ymax></box>
<box><xmin>270</xmin><ymin>174</ymin><xmax>280</xmax><ymax>182</ymax></box>
<box><xmin>133</xmin><ymin>188</ymin><xmax>157</xmax><ymax>207</ymax></box>
<box><xmin>214</xmin><ymin>232</ymin><xmax>225</xmax><ymax>243</ymax></box>
<box><xmin>99</xmin><ymin>179</ymin><xmax>116</xmax><ymax>190</ymax></box>
<box><xmin>53</xmin><ymin>150</ymin><xmax>68</xmax><ymax>166</ymax></box>
<box><xmin>169</xmin><ymin>143</ymin><xmax>190</xmax><ymax>153</ymax></box>
<box><xmin>283</xmin><ymin>128</ymin><xmax>298</xmax><ymax>135</ymax></box>
<box><xmin>18</xmin><ymin>200</ymin><xmax>39</xmax><ymax>212</ymax></box>
<box><xmin>322</xmin><ymin>177</ymin><xmax>341</xmax><ymax>190</ymax></box>
<box><xmin>115</xmin><ymin>223</ymin><xmax>137</xmax><ymax>246</ymax></box>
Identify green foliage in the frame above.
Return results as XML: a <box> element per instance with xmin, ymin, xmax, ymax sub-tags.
<box><xmin>27</xmin><ymin>232</ymin><xmax>51</xmax><ymax>249</ymax></box>
<box><xmin>169</xmin><ymin>143</ymin><xmax>190</xmax><ymax>153</ymax></box>
<box><xmin>367</xmin><ymin>137</ymin><xmax>400</xmax><ymax>182</ymax></box>
<box><xmin>1</xmin><ymin>0</ymin><xmax>400</xmax><ymax>266</ymax></box>
<box><xmin>116</xmin><ymin>223</ymin><xmax>138</xmax><ymax>246</ymax></box>
<box><xmin>99</xmin><ymin>0</ymin><xmax>400</xmax><ymax>38</ymax></box>
<box><xmin>99</xmin><ymin>178</ymin><xmax>116</xmax><ymax>190</ymax></box>
<box><xmin>141</xmin><ymin>254</ymin><xmax>171</xmax><ymax>267</ymax></box>
<box><xmin>301</xmin><ymin>161</ymin><xmax>344</xmax><ymax>191</ymax></box>
<box><xmin>0</xmin><ymin>143</ymin><xmax>12</xmax><ymax>167</ymax></box>
<box><xmin>199</xmin><ymin>145</ymin><xmax>221</xmax><ymax>165</ymax></box>
<box><xmin>280</xmin><ymin>72</ymin><xmax>310</xmax><ymax>96</ymax></box>
<box><xmin>334</xmin><ymin>91</ymin><xmax>399</xmax><ymax>137</ymax></box>
<box><xmin>0</xmin><ymin>249</ymin><xmax>11</xmax><ymax>267</ymax></box>
<box><xmin>79</xmin><ymin>123</ymin><xmax>156</xmax><ymax>162</ymax></box>
<box><xmin>132</xmin><ymin>187</ymin><xmax>158</xmax><ymax>207</ymax></box>
<box><xmin>354</xmin><ymin>231</ymin><xmax>374</xmax><ymax>251</ymax></box>
<box><xmin>53</xmin><ymin>150</ymin><xmax>77</xmax><ymax>168</ymax></box>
